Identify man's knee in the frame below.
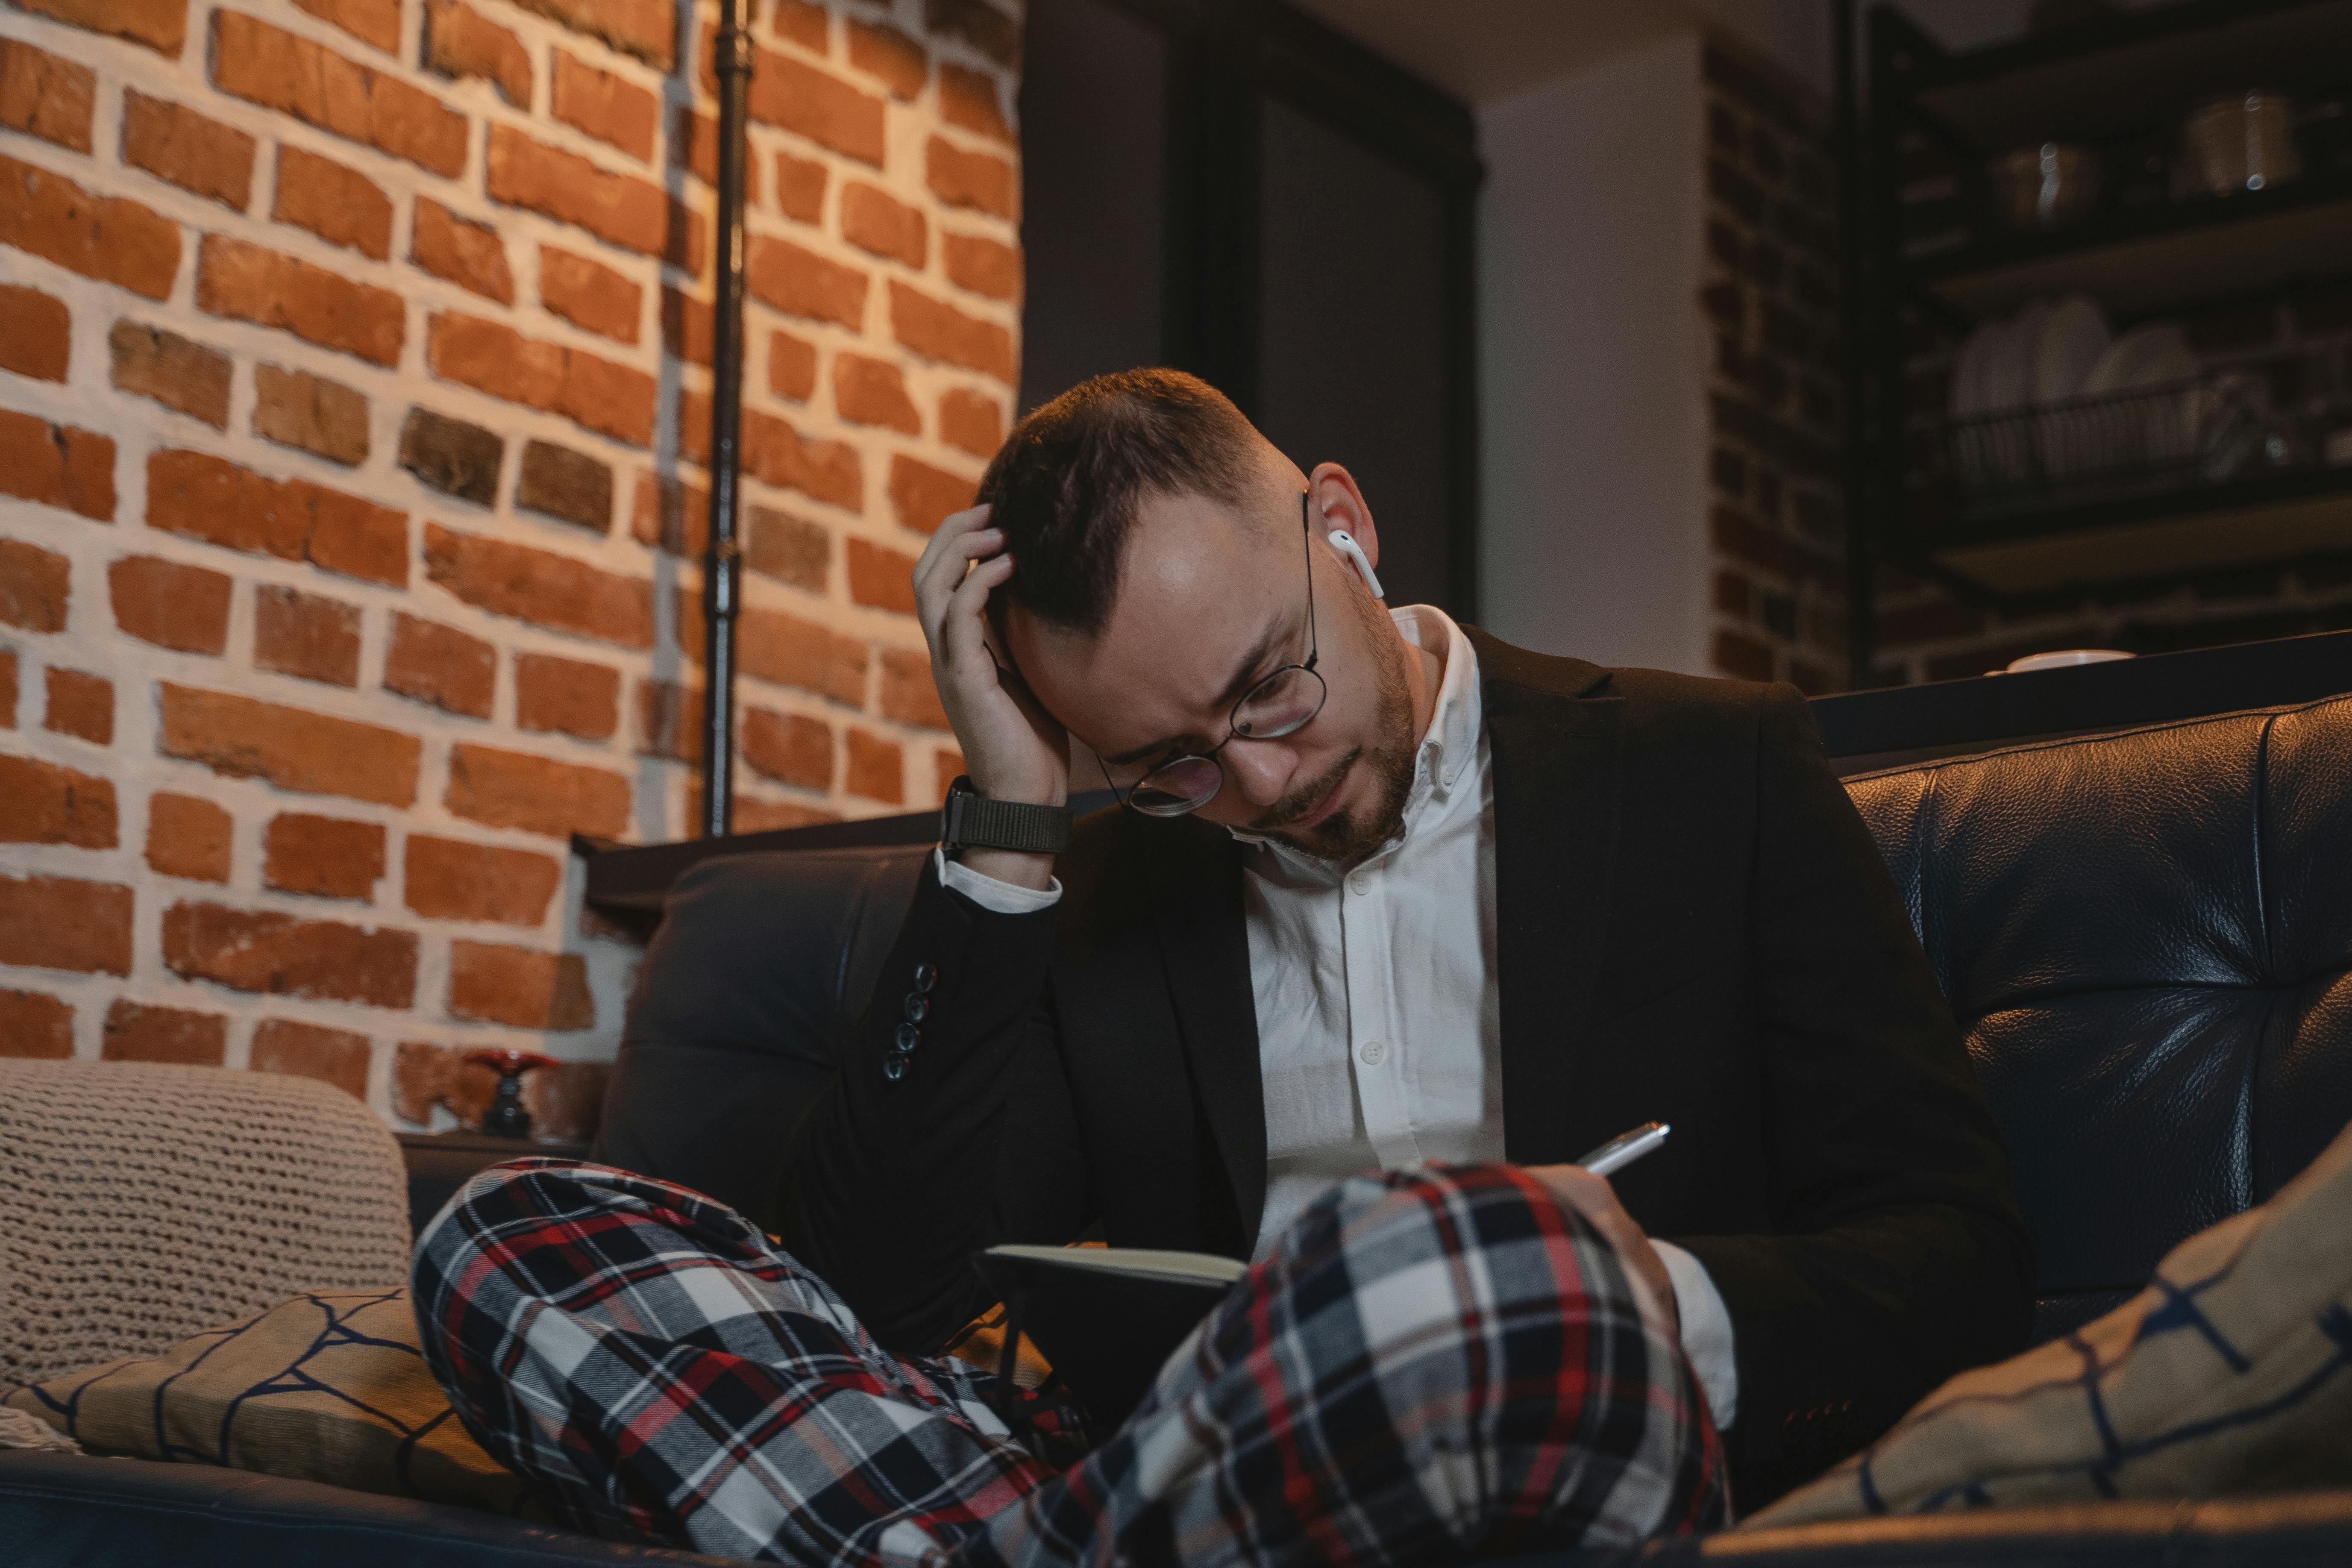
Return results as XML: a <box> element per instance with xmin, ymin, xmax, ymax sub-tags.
<box><xmin>1251</xmin><ymin>1162</ymin><xmax>1672</xmax><ymax>1403</ymax></box>
<box><xmin>411</xmin><ymin>1157</ymin><xmax>694</xmax><ymax>1337</ymax></box>
<box><xmin>1289</xmin><ymin>1163</ymin><xmax>1627</xmax><ymax>1303</ymax></box>
<box><xmin>414</xmin><ymin>1157</ymin><xmax>585</xmax><ymax>1279</ymax></box>
<box><xmin>1207</xmin><ymin>1166</ymin><xmax>1719</xmax><ymax>1542</ymax></box>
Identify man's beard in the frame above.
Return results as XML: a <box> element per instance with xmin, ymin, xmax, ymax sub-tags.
<box><xmin>1254</xmin><ymin>597</ymin><xmax>1418</xmax><ymax>866</ymax></box>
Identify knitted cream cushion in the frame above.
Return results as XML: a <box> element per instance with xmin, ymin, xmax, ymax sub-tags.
<box><xmin>1747</xmin><ymin>1115</ymin><xmax>2352</xmax><ymax>1525</ymax></box>
<box><xmin>0</xmin><ymin>1059</ymin><xmax>410</xmax><ymax>1389</ymax></box>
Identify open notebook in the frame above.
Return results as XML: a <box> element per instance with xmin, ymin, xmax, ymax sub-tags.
<box><xmin>972</xmin><ymin>1246</ymin><xmax>1249</xmax><ymax>1433</ymax></box>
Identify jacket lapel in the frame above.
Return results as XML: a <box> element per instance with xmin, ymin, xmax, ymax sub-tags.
<box><xmin>1142</xmin><ymin>820</ymin><xmax>1267</xmax><ymax>1252</ymax></box>
<box><xmin>1470</xmin><ymin>630</ymin><xmax>1626</xmax><ymax>1165</ymax></box>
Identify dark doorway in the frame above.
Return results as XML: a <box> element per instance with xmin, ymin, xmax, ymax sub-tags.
<box><xmin>1017</xmin><ymin>0</ymin><xmax>1483</xmax><ymax>619</ymax></box>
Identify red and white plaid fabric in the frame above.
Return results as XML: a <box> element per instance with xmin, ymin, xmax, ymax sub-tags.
<box><xmin>412</xmin><ymin>1159</ymin><xmax>1725</xmax><ymax>1566</ymax></box>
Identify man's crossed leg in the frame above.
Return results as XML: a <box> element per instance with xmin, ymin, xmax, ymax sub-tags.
<box><xmin>411</xmin><ymin>1160</ymin><xmax>1726</xmax><ymax>1566</ymax></box>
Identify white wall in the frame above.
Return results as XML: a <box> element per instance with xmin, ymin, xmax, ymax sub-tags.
<box><xmin>1476</xmin><ymin>32</ymin><xmax>1710</xmax><ymax>673</ymax></box>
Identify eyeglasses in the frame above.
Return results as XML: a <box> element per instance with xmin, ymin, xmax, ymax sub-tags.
<box><xmin>1102</xmin><ymin>492</ymin><xmax>1328</xmax><ymax>817</ymax></box>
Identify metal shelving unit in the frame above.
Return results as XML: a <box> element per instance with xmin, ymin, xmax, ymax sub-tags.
<box><xmin>1856</xmin><ymin>0</ymin><xmax>2352</xmax><ymax>616</ymax></box>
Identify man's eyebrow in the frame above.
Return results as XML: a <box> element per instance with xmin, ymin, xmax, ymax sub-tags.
<box><xmin>1099</xmin><ymin>617</ymin><xmax>1289</xmax><ymax>766</ymax></box>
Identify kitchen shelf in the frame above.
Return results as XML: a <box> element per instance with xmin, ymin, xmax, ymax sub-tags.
<box><xmin>1859</xmin><ymin>0</ymin><xmax>2352</xmax><ymax>611</ymax></box>
<box><xmin>1913</xmin><ymin>170</ymin><xmax>2352</xmax><ymax>318</ymax></box>
<box><xmin>1918</xmin><ymin>464</ymin><xmax>2352</xmax><ymax>596</ymax></box>
<box><xmin>1905</xmin><ymin>0</ymin><xmax>2352</xmax><ymax>150</ymax></box>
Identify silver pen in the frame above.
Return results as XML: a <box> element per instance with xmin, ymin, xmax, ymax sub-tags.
<box><xmin>1575</xmin><ymin>1120</ymin><xmax>1670</xmax><ymax>1178</ymax></box>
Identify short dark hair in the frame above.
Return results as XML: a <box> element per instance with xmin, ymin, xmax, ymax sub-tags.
<box><xmin>977</xmin><ymin>368</ymin><xmax>1264</xmax><ymax>637</ymax></box>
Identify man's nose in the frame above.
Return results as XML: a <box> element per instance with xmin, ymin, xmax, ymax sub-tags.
<box><xmin>1220</xmin><ymin>737</ymin><xmax>1296</xmax><ymax>807</ymax></box>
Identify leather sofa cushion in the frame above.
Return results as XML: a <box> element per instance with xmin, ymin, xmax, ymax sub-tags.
<box><xmin>0</xmin><ymin>1450</ymin><xmax>734</xmax><ymax>1568</ymax></box>
<box><xmin>596</xmin><ymin>847</ymin><xmax>927</xmax><ymax>1232</ymax></box>
<box><xmin>1844</xmin><ymin>694</ymin><xmax>2352</xmax><ymax>1336</ymax></box>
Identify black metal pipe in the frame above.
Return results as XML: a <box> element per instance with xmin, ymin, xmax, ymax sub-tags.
<box><xmin>699</xmin><ymin>0</ymin><xmax>753</xmax><ymax>838</ymax></box>
<box><xmin>1832</xmin><ymin>0</ymin><xmax>1873</xmax><ymax>688</ymax></box>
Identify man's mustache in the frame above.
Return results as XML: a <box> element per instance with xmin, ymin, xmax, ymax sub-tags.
<box><xmin>1250</xmin><ymin>750</ymin><xmax>1358</xmax><ymax>833</ymax></box>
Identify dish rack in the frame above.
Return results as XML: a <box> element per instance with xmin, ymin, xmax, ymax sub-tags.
<box><xmin>1940</xmin><ymin>375</ymin><xmax>2256</xmax><ymax>513</ymax></box>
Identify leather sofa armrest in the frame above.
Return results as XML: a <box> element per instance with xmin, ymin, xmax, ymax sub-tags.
<box><xmin>1483</xmin><ymin>1490</ymin><xmax>2352</xmax><ymax>1568</ymax></box>
<box><xmin>0</xmin><ymin>1450</ymin><xmax>737</xmax><ymax>1568</ymax></box>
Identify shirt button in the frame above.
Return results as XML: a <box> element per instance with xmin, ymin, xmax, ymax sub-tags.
<box><xmin>904</xmin><ymin>993</ymin><xmax>928</xmax><ymax>1023</ymax></box>
<box><xmin>1359</xmin><ymin>1039</ymin><xmax>1387</xmax><ymax>1066</ymax></box>
<box><xmin>913</xmin><ymin>963</ymin><xmax>937</xmax><ymax>993</ymax></box>
<box><xmin>1348</xmin><ymin>873</ymin><xmax>1370</xmax><ymax>896</ymax></box>
<box><xmin>883</xmin><ymin>1057</ymin><xmax>907</xmax><ymax>1082</ymax></box>
<box><xmin>894</xmin><ymin>1024</ymin><xmax>920</xmax><ymax>1054</ymax></box>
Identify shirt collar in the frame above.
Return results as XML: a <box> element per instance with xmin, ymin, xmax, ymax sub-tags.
<box><xmin>1394</xmin><ymin>604</ymin><xmax>1481</xmax><ymax>800</ymax></box>
<box><xmin>1225</xmin><ymin>603</ymin><xmax>1482</xmax><ymax>856</ymax></box>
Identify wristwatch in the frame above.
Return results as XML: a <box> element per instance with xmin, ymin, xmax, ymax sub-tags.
<box><xmin>940</xmin><ymin>775</ymin><xmax>1072</xmax><ymax>856</ymax></box>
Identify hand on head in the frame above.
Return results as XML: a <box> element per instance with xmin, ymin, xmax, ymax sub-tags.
<box><xmin>913</xmin><ymin>504</ymin><xmax>1071</xmax><ymax>889</ymax></box>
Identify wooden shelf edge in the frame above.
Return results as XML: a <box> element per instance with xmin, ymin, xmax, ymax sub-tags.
<box><xmin>1911</xmin><ymin>475</ymin><xmax>2352</xmax><ymax>596</ymax></box>
<box><xmin>1912</xmin><ymin>176</ymin><xmax>2352</xmax><ymax>313</ymax></box>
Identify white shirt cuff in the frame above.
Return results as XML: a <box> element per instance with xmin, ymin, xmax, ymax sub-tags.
<box><xmin>1654</xmin><ymin>1239</ymin><xmax>1738</xmax><ymax>1430</ymax></box>
<box><xmin>934</xmin><ymin>845</ymin><xmax>1063</xmax><ymax>913</ymax></box>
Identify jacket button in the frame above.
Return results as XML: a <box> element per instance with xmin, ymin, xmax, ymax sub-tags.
<box><xmin>914</xmin><ymin>963</ymin><xmax>937</xmax><ymax>993</ymax></box>
<box><xmin>904</xmin><ymin>993</ymin><xmax>928</xmax><ymax>1023</ymax></box>
<box><xmin>883</xmin><ymin>1057</ymin><xmax>906</xmax><ymax>1082</ymax></box>
<box><xmin>895</xmin><ymin>1024</ymin><xmax>920</xmax><ymax>1053</ymax></box>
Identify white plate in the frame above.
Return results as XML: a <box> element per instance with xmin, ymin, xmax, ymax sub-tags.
<box><xmin>1953</xmin><ymin>319</ymin><xmax>2001</xmax><ymax>418</ymax></box>
<box><xmin>1981</xmin><ymin>300</ymin><xmax>2047</xmax><ymax>414</ymax></box>
<box><xmin>2083</xmin><ymin>322</ymin><xmax>2202</xmax><ymax>463</ymax></box>
<box><xmin>2032</xmin><ymin>294</ymin><xmax>2111</xmax><ymax>405</ymax></box>
<box><xmin>2003</xmin><ymin>649</ymin><xmax>2135</xmax><ymax>674</ymax></box>
<box><xmin>2082</xmin><ymin>321</ymin><xmax>2196</xmax><ymax>394</ymax></box>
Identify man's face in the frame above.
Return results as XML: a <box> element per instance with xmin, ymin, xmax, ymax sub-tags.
<box><xmin>1007</xmin><ymin>486</ymin><xmax>1418</xmax><ymax>863</ymax></box>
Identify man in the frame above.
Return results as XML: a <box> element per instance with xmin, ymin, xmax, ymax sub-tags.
<box><xmin>415</xmin><ymin>371</ymin><xmax>2030</xmax><ymax>1563</ymax></box>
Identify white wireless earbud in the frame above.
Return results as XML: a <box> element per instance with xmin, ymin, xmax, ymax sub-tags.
<box><xmin>1324</xmin><ymin>528</ymin><xmax>1385</xmax><ymax>600</ymax></box>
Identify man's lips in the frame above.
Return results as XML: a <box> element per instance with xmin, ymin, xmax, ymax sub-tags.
<box><xmin>1285</xmin><ymin>769</ymin><xmax>1349</xmax><ymax>832</ymax></box>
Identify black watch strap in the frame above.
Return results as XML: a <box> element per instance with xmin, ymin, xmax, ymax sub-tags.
<box><xmin>941</xmin><ymin>777</ymin><xmax>1072</xmax><ymax>855</ymax></box>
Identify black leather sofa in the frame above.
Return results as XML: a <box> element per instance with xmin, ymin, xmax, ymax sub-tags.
<box><xmin>7</xmin><ymin>687</ymin><xmax>2348</xmax><ymax>1565</ymax></box>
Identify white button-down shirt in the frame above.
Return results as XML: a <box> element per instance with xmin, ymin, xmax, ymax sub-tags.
<box><xmin>1234</xmin><ymin>604</ymin><xmax>1500</xmax><ymax>1250</ymax></box>
<box><xmin>940</xmin><ymin>605</ymin><xmax>1737</xmax><ymax>1427</ymax></box>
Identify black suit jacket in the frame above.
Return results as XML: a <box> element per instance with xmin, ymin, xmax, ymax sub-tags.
<box><xmin>781</xmin><ymin>630</ymin><xmax>2034</xmax><ymax>1505</ymax></box>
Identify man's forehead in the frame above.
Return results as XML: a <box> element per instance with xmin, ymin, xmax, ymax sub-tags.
<box><xmin>1071</xmin><ymin>487</ymin><xmax>1284</xmax><ymax>636</ymax></box>
<box><xmin>1010</xmin><ymin>496</ymin><xmax>1292</xmax><ymax>747</ymax></box>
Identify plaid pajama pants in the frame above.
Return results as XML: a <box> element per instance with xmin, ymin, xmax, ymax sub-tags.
<box><xmin>412</xmin><ymin>1159</ymin><xmax>1726</xmax><ymax>1567</ymax></box>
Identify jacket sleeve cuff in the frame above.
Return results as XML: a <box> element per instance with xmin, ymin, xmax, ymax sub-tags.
<box><xmin>935</xmin><ymin>845</ymin><xmax>1064</xmax><ymax>913</ymax></box>
<box><xmin>1657</xmin><ymin>1239</ymin><xmax>1739</xmax><ymax>1430</ymax></box>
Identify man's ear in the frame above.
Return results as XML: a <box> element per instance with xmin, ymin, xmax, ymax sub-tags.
<box><xmin>1305</xmin><ymin>462</ymin><xmax>1379</xmax><ymax>570</ymax></box>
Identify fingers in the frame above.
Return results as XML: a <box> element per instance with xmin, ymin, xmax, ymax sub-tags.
<box><xmin>913</xmin><ymin>520</ymin><xmax>1004</xmax><ymax>651</ymax></box>
<box><xmin>1526</xmin><ymin>1163</ymin><xmax>1621</xmax><ymax>1219</ymax></box>
<box><xmin>937</xmin><ymin>552</ymin><xmax>1014</xmax><ymax>677</ymax></box>
<box><xmin>913</xmin><ymin>503</ymin><xmax>995</xmax><ymax>593</ymax></box>
<box><xmin>917</xmin><ymin>501</ymin><xmax>994</xmax><ymax>561</ymax></box>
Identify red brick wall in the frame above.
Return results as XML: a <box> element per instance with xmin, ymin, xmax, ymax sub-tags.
<box><xmin>1697</xmin><ymin>40</ymin><xmax>1848</xmax><ymax>695</ymax></box>
<box><xmin>0</xmin><ymin>0</ymin><xmax>1019</xmax><ymax>1135</ymax></box>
